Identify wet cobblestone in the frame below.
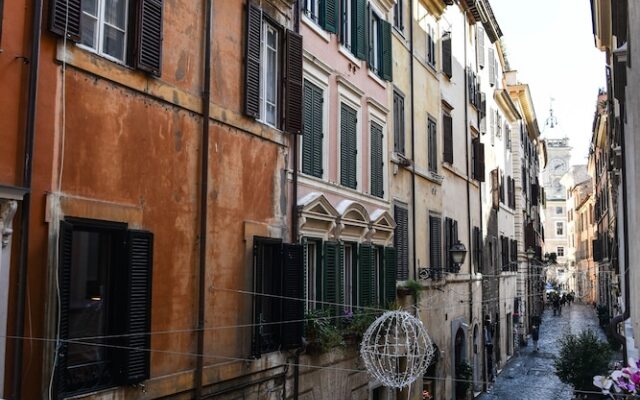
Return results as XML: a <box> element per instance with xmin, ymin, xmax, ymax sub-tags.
<box><xmin>477</xmin><ymin>303</ymin><xmax>610</xmax><ymax>400</ymax></box>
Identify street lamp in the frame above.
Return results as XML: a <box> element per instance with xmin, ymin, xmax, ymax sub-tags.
<box><xmin>526</xmin><ymin>247</ymin><xmax>535</xmax><ymax>261</ymax></box>
<box><xmin>449</xmin><ymin>240</ymin><xmax>467</xmax><ymax>272</ymax></box>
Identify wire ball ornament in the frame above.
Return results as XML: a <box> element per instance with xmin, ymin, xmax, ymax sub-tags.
<box><xmin>360</xmin><ymin>310</ymin><xmax>435</xmax><ymax>389</ymax></box>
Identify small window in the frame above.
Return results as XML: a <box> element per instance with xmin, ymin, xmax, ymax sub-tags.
<box><xmin>556</xmin><ymin>221</ymin><xmax>564</xmax><ymax>236</ymax></box>
<box><xmin>370</xmin><ymin>12</ymin><xmax>381</xmax><ymax>73</ymax></box>
<box><xmin>556</xmin><ymin>206</ymin><xmax>563</xmax><ymax>215</ymax></box>
<box><xmin>426</xmin><ymin>24</ymin><xmax>436</xmax><ymax>67</ymax></box>
<box><xmin>303</xmin><ymin>0</ymin><xmax>321</xmax><ymax>22</ymax></box>
<box><xmin>340</xmin><ymin>0</ymin><xmax>353</xmax><ymax>50</ymax></box>
<box><xmin>557</xmin><ymin>246</ymin><xmax>565</xmax><ymax>257</ymax></box>
<box><xmin>261</xmin><ymin>22</ymin><xmax>280</xmax><ymax>128</ymax></box>
<box><xmin>305</xmin><ymin>239</ymin><xmax>320</xmax><ymax>310</ymax></box>
<box><xmin>393</xmin><ymin>0</ymin><xmax>404</xmax><ymax>31</ymax></box>
<box><xmin>393</xmin><ymin>91</ymin><xmax>405</xmax><ymax>155</ymax></box>
<box><xmin>368</xmin><ymin>8</ymin><xmax>392</xmax><ymax>80</ymax></box>
<box><xmin>427</xmin><ymin>118</ymin><xmax>437</xmax><ymax>173</ymax></box>
<box><xmin>80</xmin><ymin>0</ymin><xmax>129</xmax><ymax>63</ymax></box>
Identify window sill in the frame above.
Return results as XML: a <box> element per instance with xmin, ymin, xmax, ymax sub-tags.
<box><xmin>302</xmin><ymin>14</ymin><xmax>330</xmax><ymax>43</ymax></box>
<box><xmin>367</xmin><ymin>68</ymin><xmax>387</xmax><ymax>88</ymax></box>
<box><xmin>338</xmin><ymin>45</ymin><xmax>362</xmax><ymax>69</ymax></box>
<box><xmin>415</xmin><ymin>56</ymin><xmax>440</xmax><ymax>81</ymax></box>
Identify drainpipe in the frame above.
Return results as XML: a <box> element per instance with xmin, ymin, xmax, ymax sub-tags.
<box><xmin>292</xmin><ymin>2</ymin><xmax>301</xmax><ymax>399</ymax></box>
<box><xmin>194</xmin><ymin>0</ymin><xmax>213</xmax><ymax>398</ymax></box>
<box><xmin>11</xmin><ymin>1</ymin><xmax>42</xmax><ymax>398</ymax></box>
<box><xmin>610</xmin><ymin>102</ymin><xmax>630</xmax><ymax>364</ymax></box>
<box><xmin>462</xmin><ymin>9</ymin><xmax>474</xmax><ymax>339</ymax></box>
<box><xmin>409</xmin><ymin>0</ymin><xmax>417</xmax><ymax>301</ymax></box>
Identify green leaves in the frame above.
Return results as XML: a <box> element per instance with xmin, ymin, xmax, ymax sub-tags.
<box><xmin>554</xmin><ymin>329</ymin><xmax>613</xmax><ymax>391</ymax></box>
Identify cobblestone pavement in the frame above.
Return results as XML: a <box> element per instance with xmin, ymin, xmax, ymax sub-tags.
<box><xmin>477</xmin><ymin>303</ymin><xmax>609</xmax><ymax>400</ymax></box>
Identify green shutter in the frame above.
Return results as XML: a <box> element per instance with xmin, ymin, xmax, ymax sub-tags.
<box><xmin>370</xmin><ymin>122</ymin><xmax>384</xmax><ymax>198</ymax></box>
<box><xmin>323</xmin><ymin>241</ymin><xmax>339</xmax><ymax>315</ymax></box>
<box><xmin>281</xmin><ymin>243</ymin><xmax>305</xmax><ymax>348</ymax></box>
<box><xmin>337</xmin><ymin>242</ymin><xmax>345</xmax><ymax>315</ymax></box>
<box><xmin>429</xmin><ymin>216</ymin><xmax>442</xmax><ymax>272</ymax></box>
<box><xmin>358</xmin><ymin>243</ymin><xmax>374</xmax><ymax>307</ymax></box>
<box><xmin>380</xmin><ymin>20</ymin><xmax>392</xmax><ymax>81</ymax></box>
<box><xmin>340</xmin><ymin>103</ymin><xmax>357</xmax><ymax>189</ymax></box>
<box><xmin>384</xmin><ymin>247</ymin><xmax>397</xmax><ymax>307</ymax></box>
<box><xmin>302</xmin><ymin>81</ymin><xmax>324</xmax><ymax>177</ymax></box>
<box><xmin>354</xmin><ymin>0</ymin><xmax>367</xmax><ymax>60</ymax></box>
<box><xmin>322</xmin><ymin>0</ymin><xmax>339</xmax><ymax>33</ymax></box>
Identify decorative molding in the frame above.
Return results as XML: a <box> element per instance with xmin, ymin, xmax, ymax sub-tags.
<box><xmin>0</xmin><ymin>200</ymin><xmax>18</xmax><ymax>248</ymax></box>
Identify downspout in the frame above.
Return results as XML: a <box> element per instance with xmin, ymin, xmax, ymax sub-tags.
<box><xmin>11</xmin><ymin>0</ymin><xmax>42</xmax><ymax>398</ymax></box>
<box><xmin>462</xmin><ymin>9</ymin><xmax>473</xmax><ymax>336</ymax></box>
<box><xmin>292</xmin><ymin>3</ymin><xmax>301</xmax><ymax>399</ymax></box>
<box><xmin>409</xmin><ymin>0</ymin><xmax>417</xmax><ymax>304</ymax></box>
<box><xmin>194</xmin><ymin>0</ymin><xmax>213</xmax><ymax>398</ymax></box>
<box><xmin>610</xmin><ymin>103</ymin><xmax>630</xmax><ymax>364</ymax></box>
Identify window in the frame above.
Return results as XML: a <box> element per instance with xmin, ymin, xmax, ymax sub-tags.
<box><xmin>556</xmin><ymin>221</ymin><xmax>564</xmax><ymax>236</ymax></box>
<box><xmin>340</xmin><ymin>103</ymin><xmax>358</xmax><ymax>189</ymax></box>
<box><xmin>49</xmin><ymin>0</ymin><xmax>163</xmax><ymax>76</ymax></box>
<box><xmin>488</xmin><ymin>47</ymin><xmax>496</xmax><ymax>86</ymax></box>
<box><xmin>370</xmin><ymin>121</ymin><xmax>384</xmax><ymax>198</ymax></box>
<box><xmin>344</xmin><ymin>244</ymin><xmax>354</xmax><ymax>308</ymax></box>
<box><xmin>394</xmin><ymin>205</ymin><xmax>409</xmax><ymax>280</ymax></box>
<box><xmin>472</xmin><ymin>226</ymin><xmax>483</xmax><ymax>272</ymax></box>
<box><xmin>443</xmin><ymin>111</ymin><xmax>453</xmax><ymax>164</ymax></box>
<box><xmin>472</xmin><ymin>138</ymin><xmax>485</xmax><ymax>181</ymax></box>
<box><xmin>393</xmin><ymin>91</ymin><xmax>405</xmax><ymax>154</ymax></box>
<box><xmin>428</xmin><ymin>118</ymin><xmax>438</xmax><ymax>173</ymax></box>
<box><xmin>393</xmin><ymin>0</ymin><xmax>404</xmax><ymax>31</ymax></box>
<box><xmin>302</xmin><ymin>80</ymin><xmax>324</xmax><ymax>177</ymax></box>
<box><xmin>244</xmin><ymin>6</ymin><xmax>303</xmax><ymax>134</ymax></box>
<box><xmin>557</xmin><ymin>246</ymin><xmax>565</xmax><ymax>257</ymax></box>
<box><xmin>252</xmin><ymin>237</ymin><xmax>304</xmax><ymax>356</ymax></box>
<box><xmin>444</xmin><ymin>217</ymin><xmax>459</xmax><ymax>272</ymax></box>
<box><xmin>430</xmin><ymin>216</ymin><xmax>443</xmax><ymax>274</ymax></box>
<box><xmin>57</xmin><ymin>218</ymin><xmax>153</xmax><ymax>396</ymax></box>
<box><xmin>556</xmin><ymin>206</ymin><xmax>563</xmax><ymax>215</ymax></box>
<box><xmin>368</xmin><ymin>10</ymin><xmax>392</xmax><ymax>80</ymax></box>
<box><xmin>303</xmin><ymin>0</ymin><xmax>321</xmax><ymax>22</ymax></box>
<box><xmin>340</xmin><ymin>0</ymin><xmax>353</xmax><ymax>49</ymax></box>
<box><xmin>442</xmin><ymin>31</ymin><xmax>452</xmax><ymax>78</ymax></box>
<box><xmin>305</xmin><ymin>239</ymin><xmax>320</xmax><ymax>310</ymax></box>
<box><xmin>476</xmin><ymin>25</ymin><xmax>485</xmax><ymax>69</ymax></box>
<box><xmin>426</xmin><ymin>24</ymin><xmax>436</xmax><ymax>67</ymax></box>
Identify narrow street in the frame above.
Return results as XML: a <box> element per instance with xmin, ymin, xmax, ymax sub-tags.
<box><xmin>478</xmin><ymin>303</ymin><xmax>609</xmax><ymax>400</ymax></box>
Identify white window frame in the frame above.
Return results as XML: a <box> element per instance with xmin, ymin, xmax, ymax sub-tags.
<box><xmin>340</xmin><ymin>0</ymin><xmax>353</xmax><ymax>50</ymax></box>
<box><xmin>557</xmin><ymin>246</ymin><xmax>565</xmax><ymax>257</ymax></box>
<box><xmin>371</xmin><ymin>14</ymin><xmax>380</xmax><ymax>73</ymax></box>
<box><xmin>260</xmin><ymin>20</ymin><xmax>280</xmax><ymax>128</ymax></box>
<box><xmin>303</xmin><ymin>0</ymin><xmax>321</xmax><ymax>22</ymax></box>
<box><xmin>556</xmin><ymin>221</ymin><xmax>564</xmax><ymax>237</ymax></box>
<box><xmin>79</xmin><ymin>0</ymin><xmax>130</xmax><ymax>64</ymax></box>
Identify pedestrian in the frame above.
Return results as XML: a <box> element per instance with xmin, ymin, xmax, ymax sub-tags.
<box><xmin>552</xmin><ymin>294</ymin><xmax>560</xmax><ymax>316</ymax></box>
<box><xmin>531</xmin><ymin>325</ymin><xmax>540</xmax><ymax>351</ymax></box>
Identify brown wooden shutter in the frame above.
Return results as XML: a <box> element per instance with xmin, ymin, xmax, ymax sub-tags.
<box><xmin>473</xmin><ymin>139</ymin><xmax>485</xmax><ymax>182</ymax></box>
<box><xmin>443</xmin><ymin>114</ymin><xmax>453</xmax><ymax>164</ymax></box>
<box><xmin>244</xmin><ymin>4</ymin><xmax>262</xmax><ymax>118</ymax></box>
<box><xmin>285</xmin><ymin>30</ymin><xmax>303</xmax><ymax>134</ymax></box>
<box><xmin>49</xmin><ymin>0</ymin><xmax>81</xmax><ymax>41</ymax></box>
<box><xmin>442</xmin><ymin>32</ymin><xmax>452</xmax><ymax>78</ymax></box>
<box><xmin>135</xmin><ymin>0</ymin><xmax>164</xmax><ymax>77</ymax></box>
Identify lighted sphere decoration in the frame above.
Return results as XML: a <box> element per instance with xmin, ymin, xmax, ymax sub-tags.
<box><xmin>360</xmin><ymin>310</ymin><xmax>435</xmax><ymax>389</ymax></box>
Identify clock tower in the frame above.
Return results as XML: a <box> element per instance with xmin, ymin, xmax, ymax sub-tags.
<box><xmin>540</xmin><ymin>104</ymin><xmax>572</xmax><ymax>268</ymax></box>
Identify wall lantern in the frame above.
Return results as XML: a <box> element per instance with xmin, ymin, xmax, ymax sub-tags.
<box><xmin>449</xmin><ymin>240</ymin><xmax>467</xmax><ymax>266</ymax></box>
<box><xmin>526</xmin><ymin>247</ymin><xmax>535</xmax><ymax>261</ymax></box>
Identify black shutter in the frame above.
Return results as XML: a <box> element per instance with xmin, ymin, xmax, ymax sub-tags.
<box><xmin>473</xmin><ymin>139</ymin><xmax>485</xmax><ymax>182</ymax></box>
<box><xmin>49</xmin><ymin>0</ymin><xmax>81</xmax><ymax>41</ymax></box>
<box><xmin>443</xmin><ymin>113</ymin><xmax>453</xmax><ymax>164</ymax></box>
<box><xmin>442</xmin><ymin>32</ymin><xmax>452</xmax><ymax>78</ymax></box>
<box><xmin>322</xmin><ymin>0</ymin><xmax>339</xmax><ymax>33</ymax></box>
<box><xmin>358</xmin><ymin>243</ymin><xmax>375</xmax><ymax>307</ymax></box>
<box><xmin>531</xmin><ymin>183</ymin><xmax>539</xmax><ymax>206</ymax></box>
<box><xmin>323</xmin><ymin>241</ymin><xmax>339</xmax><ymax>314</ymax></box>
<box><xmin>394</xmin><ymin>92</ymin><xmax>405</xmax><ymax>155</ymax></box>
<box><xmin>244</xmin><ymin>4</ymin><xmax>262</xmax><ymax>118</ymax></box>
<box><xmin>394</xmin><ymin>206</ymin><xmax>409</xmax><ymax>280</ymax></box>
<box><xmin>370</xmin><ymin>122</ymin><xmax>384</xmax><ymax>198</ymax></box>
<box><xmin>281</xmin><ymin>244</ymin><xmax>304</xmax><ymax>348</ymax></box>
<box><xmin>381</xmin><ymin>20</ymin><xmax>393</xmax><ymax>81</ymax></box>
<box><xmin>135</xmin><ymin>0</ymin><xmax>164</xmax><ymax>76</ymax></box>
<box><xmin>286</xmin><ymin>30</ymin><xmax>304</xmax><ymax>134</ymax></box>
<box><xmin>340</xmin><ymin>103</ymin><xmax>358</xmax><ymax>189</ymax></box>
<box><xmin>384</xmin><ymin>247</ymin><xmax>397</xmax><ymax>306</ymax></box>
<box><xmin>56</xmin><ymin>221</ymin><xmax>74</xmax><ymax>393</ymax></box>
<box><xmin>443</xmin><ymin>218</ymin><xmax>451</xmax><ymax>271</ymax></box>
<box><xmin>121</xmin><ymin>230</ymin><xmax>153</xmax><ymax>384</ymax></box>
<box><xmin>354</xmin><ymin>0</ymin><xmax>367</xmax><ymax>60</ymax></box>
<box><xmin>429</xmin><ymin>216</ymin><xmax>442</xmax><ymax>274</ymax></box>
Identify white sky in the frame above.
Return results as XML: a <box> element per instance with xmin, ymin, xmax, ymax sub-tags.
<box><xmin>490</xmin><ymin>0</ymin><xmax>606</xmax><ymax>165</ymax></box>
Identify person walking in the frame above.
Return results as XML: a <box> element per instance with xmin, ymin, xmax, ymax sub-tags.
<box><xmin>531</xmin><ymin>325</ymin><xmax>540</xmax><ymax>352</ymax></box>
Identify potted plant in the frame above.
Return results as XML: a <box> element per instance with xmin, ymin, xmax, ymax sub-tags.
<box><xmin>397</xmin><ymin>279</ymin><xmax>423</xmax><ymax>302</ymax></box>
<box><xmin>304</xmin><ymin>309</ymin><xmax>344</xmax><ymax>354</ymax></box>
<box><xmin>341</xmin><ymin>309</ymin><xmax>377</xmax><ymax>345</ymax></box>
<box><xmin>455</xmin><ymin>360</ymin><xmax>473</xmax><ymax>399</ymax></box>
<box><xmin>554</xmin><ymin>329</ymin><xmax>612</xmax><ymax>397</ymax></box>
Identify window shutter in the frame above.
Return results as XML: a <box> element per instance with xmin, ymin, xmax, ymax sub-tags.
<box><xmin>244</xmin><ymin>4</ymin><xmax>262</xmax><ymax>118</ymax></box>
<box><xmin>281</xmin><ymin>244</ymin><xmax>304</xmax><ymax>348</ymax></box>
<box><xmin>121</xmin><ymin>230</ymin><xmax>154</xmax><ymax>384</ymax></box>
<box><xmin>251</xmin><ymin>239</ymin><xmax>264</xmax><ymax>357</ymax></box>
<box><xmin>429</xmin><ymin>216</ymin><xmax>442</xmax><ymax>273</ymax></box>
<box><xmin>394</xmin><ymin>206</ymin><xmax>409</xmax><ymax>281</ymax></box>
<box><xmin>480</xmin><ymin>93</ymin><xmax>487</xmax><ymax>134</ymax></box>
<box><xmin>48</xmin><ymin>0</ymin><xmax>81</xmax><ymax>41</ymax></box>
<box><xmin>494</xmin><ymin>56</ymin><xmax>499</xmax><ymax>87</ymax></box>
<box><xmin>135</xmin><ymin>0</ymin><xmax>164</xmax><ymax>77</ymax></box>
<box><xmin>354</xmin><ymin>0</ymin><xmax>367</xmax><ymax>60</ymax></box>
<box><xmin>311</xmin><ymin>86</ymin><xmax>323</xmax><ymax>177</ymax></box>
<box><xmin>340</xmin><ymin>104</ymin><xmax>358</xmax><ymax>189</ymax></box>
<box><xmin>472</xmin><ymin>140</ymin><xmax>485</xmax><ymax>182</ymax></box>
<box><xmin>488</xmin><ymin>48</ymin><xmax>495</xmax><ymax>86</ymax></box>
<box><xmin>337</xmin><ymin>243</ymin><xmax>345</xmax><ymax>315</ymax></box>
<box><xmin>322</xmin><ymin>0</ymin><xmax>339</xmax><ymax>33</ymax></box>
<box><xmin>383</xmin><ymin>247</ymin><xmax>397</xmax><ymax>306</ymax></box>
<box><xmin>491</xmin><ymin>168</ymin><xmax>499</xmax><ymax>209</ymax></box>
<box><xmin>56</xmin><ymin>221</ymin><xmax>74</xmax><ymax>392</ymax></box>
<box><xmin>370</xmin><ymin>122</ymin><xmax>384</xmax><ymax>198</ymax></box>
<box><xmin>302</xmin><ymin>82</ymin><xmax>314</xmax><ymax>175</ymax></box>
<box><xmin>381</xmin><ymin>20</ymin><xmax>393</xmax><ymax>81</ymax></box>
<box><xmin>442</xmin><ymin>32</ymin><xmax>452</xmax><ymax>78</ymax></box>
<box><xmin>358</xmin><ymin>243</ymin><xmax>375</xmax><ymax>307</ymax></box>
<box><xmin>323</xmin><ymin>241</ymin><xmax>339</xmax><ymax>314</ymax></box>
<box><xmin>477</xmin><ymin>26</ymin><xmax>485</xmax><ymax>68</ymax></box>
<box><xmin>443</xmin><ymin>114</ymin><xmax>453</xmax><ymax>164</ymax></box>
<box><xmin>285</xmin><ymin>30</ymin><xmax>304</xmax><ymax>134</ymax></box>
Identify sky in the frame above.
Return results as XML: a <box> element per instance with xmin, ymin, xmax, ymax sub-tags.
<box><xmin>490</xmin><ymin>0</ymin><xmax>606</xmax><ymax>165</ymax></box>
